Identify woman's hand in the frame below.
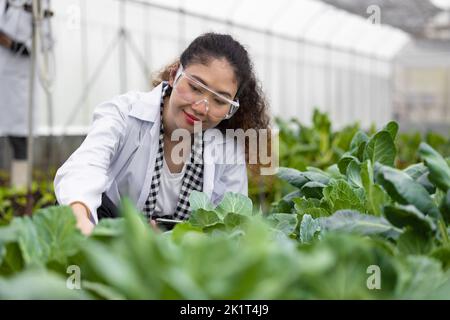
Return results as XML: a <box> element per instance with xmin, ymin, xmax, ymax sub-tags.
<box><xmin>149</xmin><ymin>219</ymin><xmax>161</xmax><ymax>233</ymax></box>
<box><xmin>70</xmin><ymin>202</ymin><xmax>95</xmax><ymax>236</ymax></box>
<box><xmin>0</xmin><ymin>31</ymin><xmax>12</xmax><ymax>49</ymax></box>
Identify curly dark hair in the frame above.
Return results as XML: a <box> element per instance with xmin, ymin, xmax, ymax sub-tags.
<box><xmin>152</xmin><ymin>33</ymin><xmax>272</xmax><ymax>172</ymax></box>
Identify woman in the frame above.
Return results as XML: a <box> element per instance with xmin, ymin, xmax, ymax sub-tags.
<box><xmin>54</xmin><ymin>33</ymin><xmax>270</xmax><ymax>235</ymax></box>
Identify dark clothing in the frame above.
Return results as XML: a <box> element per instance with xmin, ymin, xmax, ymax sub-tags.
<box><xmin>8</xmin><ymin>136</ymin><xmax>27</xmax><ymax>160</ymax></box>
<box><xmin>97</xmin><ymin>193</ymin><xmax>121</xmax><ymax>219</ymax></box>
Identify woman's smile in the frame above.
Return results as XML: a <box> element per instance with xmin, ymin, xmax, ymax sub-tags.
<box><xmin>183</xmin><ymin>109</ymin><xmax>200</xmax><ymax>125</ymax></box>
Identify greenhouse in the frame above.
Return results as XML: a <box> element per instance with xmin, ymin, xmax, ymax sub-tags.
<box><xmin>0</xmin><ymin>0</ymin><xmax>450</xmax><ymax>303</ymax></box>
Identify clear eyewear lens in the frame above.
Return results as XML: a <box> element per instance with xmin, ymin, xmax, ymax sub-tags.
<box><xmin>174</xmin><ymin>66</ymin><xmax>240</xmax><ymax>119</ymax></box>
<box><xmin>193</xmin><ymin>98</ymin><xmax>209</xmax><ymax>114</ymax></box>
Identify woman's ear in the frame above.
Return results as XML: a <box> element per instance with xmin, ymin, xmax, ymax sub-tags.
<box><xmin>168</xmin><ymin>61</ymin><xmax>180</xmax><ymax>87</ymax></box>
<box><xmin>168</xmin><ymin>68</ymin><xmax>175</xmax><ymax>87</ymax></box>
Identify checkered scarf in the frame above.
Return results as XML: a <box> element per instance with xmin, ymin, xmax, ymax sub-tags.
<box><xmin>143</xmin><ymin>82</ymin><xmax>204</xmax><ymax>221</ymax></box>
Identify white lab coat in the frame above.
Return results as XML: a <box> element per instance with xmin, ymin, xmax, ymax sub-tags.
<box><xmin>0</xmin><ymin>0</ymin><xmax>52</xmax><ymax>136</ymax></box>
<box><xmin>54</xmin><ymin>83</ymin><xmax>248</xmax><ymax>224</ymax></box>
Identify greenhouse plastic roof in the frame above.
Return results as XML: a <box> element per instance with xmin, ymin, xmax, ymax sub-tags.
<box><xmin>143</xmin><ymin>0</ymin><xmax>411</xmax><ymax>59</ymax></box>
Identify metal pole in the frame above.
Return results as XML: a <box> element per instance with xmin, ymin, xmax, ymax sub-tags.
<box><xmin>42</xmin><ymin>3</ymin><xmax>55</xmax><ymax>171</ymax></box>
<box><xmin>81</xmin><ymin>0</ymin><xmax>89</xmax><ymax>125</ymax></box>
<box><xmin>119</xmin><ymin>0</ymin><xmax>127</xmax><ymax>93</ymax></box>
<box><xmin>27</xmin><ymin>0</ymin><xmax>40</xmax><ymax>213</ymax></box>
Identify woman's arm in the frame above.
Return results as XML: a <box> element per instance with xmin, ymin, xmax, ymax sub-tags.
<box><xmin>54</xmin><ymin>93</ymin><xmax>136</xmax><ymax>232</ymax></box>
<box><xmin>70</xmin><ymin>202</ymin><xmax>94</xmax><ymax>235</ymax></box>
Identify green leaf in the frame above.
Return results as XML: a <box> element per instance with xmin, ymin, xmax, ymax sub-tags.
<box><xmin>301</xmin><ymin>208</ymin><xmax>330</xmax><ymax>219</ymax></box>
<box><xmin>382</xmin><ymin>121</ymin><xmax>399</xmax><ymax>141</ymax></box>
<box><xmin>318</xmin><ymin>210</ymin><xmax>401</xmax><ymax>239</ymax></box>
<box><xmin>299</xmin><ymin>214</ymin><xmax>321</xmax><ymax>244</ymax></box>
<box><xmin>419</xmin><ymin>142</ymin><xmax>450</xmax><ymax>192</ymax></box>
<box><xmin>375</xmin><ymin>164</ymin><xmax>441</xmax><ymax>219</ymax></box>
<box><xmin>0</xmin><ymin>245</ymin><xmax>4</xmax><ymax>267</ymax></box>
<box><xmin>171</xmin><ymin>223</ymin><xmax>203</xmax><ymax>244</ymax></box>
<box><xmin>189</xmin><ymin>209</ymin><xmax>221</xmax><ymax>228</ymax></box>
<box><xmin>81</xmin><ymin>240</ymin><xmax>152</xmax><ymax>299</ymax></box>
<box><xmin>293</xmin><ymin>197</ymin><xmax>321</xmax><ymax>210</ymax></box>
<box><xmin>271</xmin><ymin>191</ymin><xmax>302</xmax><ymax>214</ymax></box>
<box><xmin>355</xmin><ymin>141</ymin><xmax>367</xmax><ymax>162</ymax></box>
<box><xmin>431</xmin><ymin>247</ymin><xmax>450</xmax><ymax>270</ymax></box>
<box><xmin>338</xmin><ymin>156</ymin><xmax>358</xmax><ymax>175</ymax></box>
<box><xmin>323</xmin><ymin>180</ymin><xmax>366</xmax><ymax>213</ymax></box>
<box><xmin>303</xmin><ymin>171</ymin><xmax>330</xmax><ymax>185</ymax></box>
<box><xmin>82</xmin><ymin>281</ymin><xmax>126</xmax><ymax>300</ymax></box>
<box><xmin>346</xmin><ymin>159</ymin><xmax>363</xmax><ymax>188</ymax></box>
<box><xmin>202</xmin><ymin>222</ymin><xmax>227</xmax><ymax>235</ymax></box>
<box><xmin>350</xmin><ymin>131</ymin><xmax>369</xmax><ymax>152</ymax></box>
<box><xmin>369</xmin><ymin>185</ymin><xmax>391</xmax><ymax>215</ymax></box>
<box><xmin>293</xmin><ymin>197</ymin><xmax>330</xmax><ymax>217</ymax></box>
<box><xmin>361</xmin><ymin>160</ymin><xmax>374</xmax><ymax>191</ymax></box>
<box><xmin>383</xmin><ymin>204</ymin><xmax>436</xmax><ymax>235</ymax></box>
<box><xmin>119</xmin><ymin>198</ymin><xmax>152</xmax><ymax>248</ymax></box>
<box><xmin>189</xmin><ymin>191</ymin><xmax>215</xmax><ymax>211</ymax></box>
<box><xmin>272</xmin><ymin>199</ymin><xmax>295</xmax><ymax>214</ymax></box>
<box><xmin>267</xmin><ymin>213</ymin><xmax>298</xmax><ymax>236</ymax></box>
<box><xmin>216</xmin><ymin>192</ymin><xmax>253</xmax><ymax>217</ymax></box>
<box><xmin>91</xmin><ymin>218</ymin><xmax>124</xmax><ymax>238</ymax></box>
<box><xmin>0</xmin><ymin>269</ymin><xmax>91</xmax><ymax>299</ymax></box>
<box><xmin>0</xmin><ymin>221</ymin><xmax>20</xmax><ymax>269</ymax></box>
<box><xmin>300</xmin><ymin>181</ymin><xmax>326</xmax><ymax>199</ymax></box>
<box><xmin>325</xmin><ymin>164</ymin><xmax>343</xmax><ymax>179</ymax></box>
<box><xmin>397</xmin><ymin>228</ymin><xmax>433</xmax><ymax>255</ymax></box>
<box><xmin>416</xmin><ymin>172</ymin><xmax>436</xmax><ymax>195</ymax></box>
<box><xmin>361</xmin><ymin>160</ymin><xmax>390</xmax><ymax>216</ymax></box>
<box><xmin>404</xmin><ymin>163</ymin><xmax>428</xmax><ymax>180</ymax></box>
<box><xmin>4</xmin><ymin>206</ymin><xmax>84</xmax><ymax>267</ymax></box>
<box><xmin>364</xmin><ymin>131</ymin><xmax>396</xmax><ymax>167</ymax></box>
<box><xmin>277</xmin><ymin>167</ymin><xmax>330</xmax><ymax>188</ymax></box>
<box><xmin>224</xmin><ymin>213</ymin><xmax>248</xmax><ymax>230</ymax></box>
<box><xmin>395</xmin><ymin>256</ymin><xmax>450</xmax><ymax>299</ymax></box>
<box><xmin>403</xmin><ymin>164</ymin><xmax>435</xmax><ymax>194</ymax></box>
<box><xmin>276</xmin><ymin>167</ymin><xmax>309</xmax><ymax>188</ymax></box>
<box><xmin>440</xmin><ymin>190</ymin><xmax>450</xmax><ymax>224</ymax></box>
<box><xmin>281</xmin><ymin>190</ymin><xmax>302</xmax><ymax>202</ymax></box>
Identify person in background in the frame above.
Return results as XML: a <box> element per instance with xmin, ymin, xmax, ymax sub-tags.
<box><xmin>0</xmin><ymin>0</ymin><xmax>53</xmax><ymax>187</ymax></box>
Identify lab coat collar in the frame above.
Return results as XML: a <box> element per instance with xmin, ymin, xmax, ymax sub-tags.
<box><xmin>128</xmin><ymin>82</ymin><xmax>165</xmax><ymax>123</ymax></box>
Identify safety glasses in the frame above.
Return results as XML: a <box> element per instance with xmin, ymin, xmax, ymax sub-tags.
<box><xmin>173</xmin><ymin>65</ymin><xmax>240</xmax><ymax>120</ymax></box>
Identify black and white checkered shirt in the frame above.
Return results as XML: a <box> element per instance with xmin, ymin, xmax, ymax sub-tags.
<box><xmin>143</xmin><ymin>82</ymin><xmax>204</xmax><ymax>221</ymax></box>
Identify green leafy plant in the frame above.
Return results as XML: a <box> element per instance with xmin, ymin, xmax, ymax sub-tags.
<box><xmin>1</xmin><ymin>117</ymin><xmax>450</xmax><ymax>299</ymax></box>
